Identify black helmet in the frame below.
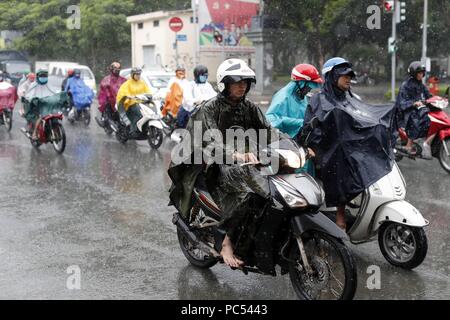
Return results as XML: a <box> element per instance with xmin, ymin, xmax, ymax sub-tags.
<box><xmin>193</xmin><ymin>65</ymin><xmax>208</xmax><ymax>83</ymax></box>
<box><xmin>36</xmin><ymin>69</ymin><xmax>48</xmax><ymax>77</ymax></box>
<box><xmin>408</xmin><ymin>61</ymin><xmax>426</xmax><ymax>77</ymax></box>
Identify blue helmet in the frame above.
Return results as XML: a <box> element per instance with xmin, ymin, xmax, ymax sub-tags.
<box><xmin>322</xmin><ymin>57</ymin><xmax>352</xmax><ymax>76</ymax></box>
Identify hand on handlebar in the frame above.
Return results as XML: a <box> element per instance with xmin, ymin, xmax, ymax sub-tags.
<box><xmin>307</xmin><ymin>148</ymin><xmax>316</xmax><ymax>159</ymax></box>
<box><xmin>233</xmin><ymin>152</ymin><xmax>260</xmax><ymax>165</ymax></box>
<box><xmin>414</xmin><ymin>101</ymin><xmax>424</xmax><ymax>107</ymax></box>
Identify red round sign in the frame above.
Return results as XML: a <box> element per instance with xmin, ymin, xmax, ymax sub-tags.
<box><xmin>169</xmin><ymin>17</ymin><xmax>183</xmax><ymax>32</ymax></box>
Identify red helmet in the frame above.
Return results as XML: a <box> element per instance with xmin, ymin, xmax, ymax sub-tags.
<box><xmin>291</xmin><ymin>64</ymin><xmax>323</xmax><ymax>83</ymax></box>
<box><xmin>28</xmin><ymin>73</ymin><xmax>36</xmax><ymax>82</ymax></box>
<box><xmin>67</xmin><ymin>69</ymin><xmax>75</xmax><ymax>76</ymax></box>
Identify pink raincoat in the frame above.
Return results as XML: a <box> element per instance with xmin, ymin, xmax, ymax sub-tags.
<box><xmin>97</xmin><ymin>74</ymin><xmax>126</xmax><ymax>113</ymax></box>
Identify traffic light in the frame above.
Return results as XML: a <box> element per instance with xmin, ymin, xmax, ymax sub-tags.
<box><xmin>396</xmin><ymin>1</ymin><xmax>406</xmax><ymax>23</ymax></box>
<box><xmin>388</xmin><ymin>36</ymin><xmax>397</xmax><ymax>54</ymax></box>
<box><xmin>382</xmin><ymin>0</ymin><xmax>394</xmax><ymax>13</ymax></box>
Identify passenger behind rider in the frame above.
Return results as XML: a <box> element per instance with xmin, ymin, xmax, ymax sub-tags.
<box><xmin>304</xmin><ymin>57</ymin><xmax>357</xmax><ymax>231</ymax></box>
<box><xmin>395</xmin><ymin>61</ymin><xmax>433</xmax><ymax>159</ymax></box>
<box><xmin>176</xmin><ymin>64</ymin><xmax>217</xmax><ymax>128</ymax></box>
<box><xmin>116</xmin><ymin>67</ymin><xmax>152</xmax><ymax>138</ymax></box>
<box><xmin>266</xmin><ymin>63</ymin><xmax>323</xmax><ymax>175</ymax></box>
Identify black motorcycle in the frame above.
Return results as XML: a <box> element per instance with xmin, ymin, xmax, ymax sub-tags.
<box><xmin>172</xmin><ymin>120</ymin><xmax>357</xmax><ymax>300</ymax></box>
<box><xmin>95</xmin><ymin>103</ymin><xmax>118</xmax><ymax>136</ymax></box>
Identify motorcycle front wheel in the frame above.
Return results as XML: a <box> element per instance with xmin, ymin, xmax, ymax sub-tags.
<box><xmin>438</xmin><ymin>137</ymin><xmax>450</xmax><ymax>173</ymax></box>
<box><xmin>51</xmin><ymin>123</ymin><xmax>66</xmax><ymax>154</ymax></box>
<box><xmin>3</xmin><ymin>110</ymin><xmax>12</xmax><ymax>132</ymax></box>
<box><xmin>378</xmin><ymin>222</ymin><xmax>428</xmax><ymax>269</ymax></box>
<box><xmin>288</xmin><ymin>232</ymin><xmax>357</xmax><ymax>300</ymax></box>
<box><xmin>83</xmin><ymin>109</ymin><xmax>91</xmax><ymax>127</ymax></box>
<box><xmin>148</xmin><ymin>126</ymin><xmax>163</xmax><ymax>149</ymax></box>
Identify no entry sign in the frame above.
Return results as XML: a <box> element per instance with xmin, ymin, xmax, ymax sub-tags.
<box><xmin>169</xmin><ymin>17</ymin><xmax>183</xmax><ymax>32</ymax></box>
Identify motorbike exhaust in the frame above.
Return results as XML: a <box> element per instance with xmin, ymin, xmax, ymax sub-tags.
<box><xmin>172</xmin><ymin>212</ymin><xmax>221</xmax><ymax>258</ymax></box>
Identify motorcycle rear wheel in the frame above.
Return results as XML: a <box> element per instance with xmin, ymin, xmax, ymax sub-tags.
<box><xmin>288</xmin><ymin>232</ymin><xmax>357</xmax><ymax>300</ymax></box>
<box><xmin>52</xmin><ymin>123</ymin><xmax>66</xmax><ymax>154</ymax></box>
<box><xmin>177</xmin><ymin>228</ymin><xmax>218</xmax><ymax>269</ymax></box>
<box><xmin>438</xmin><ymin>137</ymin><xmax>450</xmax><ymax>173</ymax></box>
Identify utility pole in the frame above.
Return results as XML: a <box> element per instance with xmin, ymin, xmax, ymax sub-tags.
<box><xmin>391</xmin><ymin>0</ymin><xmax>397</xmax><ymax>102</ymax></box>
<box><xmin>193</xmin><ymin>0</ymin><xmax>199</xmax><ymax>66</ymax></box>
<box><xmin>421</xmin><ymin>0</ymin><xmax>428</xmax><ymax>83</ymax></box>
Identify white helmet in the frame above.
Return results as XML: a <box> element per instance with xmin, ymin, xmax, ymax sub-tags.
<box><xmin>216</xmin><ymin>59</ymin><xmax>256</xmax><ymax>93</ymax></box>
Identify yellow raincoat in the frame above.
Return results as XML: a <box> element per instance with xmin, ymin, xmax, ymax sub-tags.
<box><xmin>116</xmin><ymin>79</ymin><xmax>151</xmax><ymax>111</ymax></box>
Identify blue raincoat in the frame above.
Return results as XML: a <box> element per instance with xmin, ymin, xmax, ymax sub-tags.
<box><xmin>266</xmin><ymin>81</ymin><xmax>318</xmax><ymax>174</ymax></box>
<box><xmin>65</xmin><ymin>77</ymin><xmax>94</xmax><ymax>110</ymax></box>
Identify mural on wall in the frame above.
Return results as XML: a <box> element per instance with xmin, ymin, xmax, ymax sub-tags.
<box><xmin>197</xmin><ymin>0</ymin><xmax>259</xmax><ymax>50</ymax></box>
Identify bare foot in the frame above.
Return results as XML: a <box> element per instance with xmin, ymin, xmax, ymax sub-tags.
<box><xmin>220</xmin><ymin>236</ymin><xmax>244</xmax><ymax>268</ymax></box>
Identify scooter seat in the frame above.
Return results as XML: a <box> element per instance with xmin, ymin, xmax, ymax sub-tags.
<box><xmin>194</xmin><ymin>189</ymin><xmax>223</xmax><ymax>217</ymax></box>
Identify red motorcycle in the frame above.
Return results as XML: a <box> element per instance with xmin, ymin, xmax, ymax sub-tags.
<box><xmin>0</xmin><ymin>82</ymin><xmax>18</xmax><ymax>132</ymax></box>
<box><xmin>395</xmin><ymin>96</ymin><xmax>450</xmax><ymax>173</ymax></box>
<box><xmin>21</xmin><ymin>94</ymin><xmax>68</xmax><ymax>154</ymax></box>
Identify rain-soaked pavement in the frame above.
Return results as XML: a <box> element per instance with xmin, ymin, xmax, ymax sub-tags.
<box><xmin>0</xmin><ymin>101</ymin><xmax>448</xmax><ymax>300</ymax></box>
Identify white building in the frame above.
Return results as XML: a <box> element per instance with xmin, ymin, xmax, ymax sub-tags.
<box><xmin>127</xmin><ymin>9</ymin><xmax>255</xmax><ymax>81</ymax></box>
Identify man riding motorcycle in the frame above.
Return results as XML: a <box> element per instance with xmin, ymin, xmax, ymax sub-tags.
<box><xmin>176</xmin><ymin>64</ymin><xmax>217</xmax><ymax>128</ymax></box>
<box><xmin>61</xmin><ymin>69</ymin><xmax>75</xmax><ymax>92</ymax></box>
<box><xmin>22</xmin><ymin>69</ymin><xmax>58</xmax><ymax>139</ymax></box>
<box><xmin>266</xmin><ymin>63</ymin><xmax>323</xmax><ymax>174</ymax></box>
<box><xmin>396</xmin><ymin>61</ymin><xmax>433</xmax><ymax>158</ymax></box>
<box><xmin>97</xmin><ymin>62</ymin><xmax>127</xmax><ymax>127</ymax></box>
<box><xmin>303</xmin><ymin>57</ymin><xmax>396</xmax><ymax>231</ymax></box>
<box><xmin>168</xmin><ymin>59</ymin><xmax>276</xmax><ymax>268</ymax></box>
<box><xmin>116</xmin><ymin>67</ymin><xmax>152</xmax><ymax>138</ymax></box>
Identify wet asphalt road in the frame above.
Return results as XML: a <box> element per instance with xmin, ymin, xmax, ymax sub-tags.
<box><xmin>0</xmin><ymin>102</ymin><xmax>448</xmax><ymax>300</ymax></box>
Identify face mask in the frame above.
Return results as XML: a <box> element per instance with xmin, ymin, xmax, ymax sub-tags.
<box><xmin>38</xmin><ymin>77</ymin><xmax>48</xmax><ymax>84</ymax></box>
<box><xmin>199</xmin><ymin>75</ymin><xmax>208</xmax><ymax>83</ymax></box>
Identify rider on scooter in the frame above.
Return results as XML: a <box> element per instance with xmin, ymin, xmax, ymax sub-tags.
<box><xmin>304</xmin><ymin>57</ymin><xmax>396</xmax><ymax>231</ymax></box>
<box><xmin>168</xmin><ymin>59</ymin><xmax>276</xmax><ymax>268</ymax></box>
<box><xmin>97</xmin><ymin>62</ymin><xmax>127</xmax><ymax>126</ymax></box>
<box><xmin>396</xmin><ymin>61</ymin><xmax>433</xmax><ymax>159</ymax></box>
<box><xmin>176</xmin><ymin>64</ymin><xmax>217</xmax><ymax>129</ymax></box>
<box><xmin>116</xmin><ymin>67</ymin><xmax>152</xmax><ymax>138</ymax></box>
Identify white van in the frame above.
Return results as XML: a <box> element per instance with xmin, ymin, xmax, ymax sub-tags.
<box><xmin>35</xmin><ymin>61</ymin><xmax>97</xmax><ymax>94</ymax></box>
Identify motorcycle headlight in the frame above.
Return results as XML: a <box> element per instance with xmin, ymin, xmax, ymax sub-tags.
<box><xmin>273</xmin><ymin>179</ymin><xmax>308</xmax><ymax>208</ymax></box>
<box><xmin>274</xmin><ymin>149</ymin><xmax>305</xmax><ymax>169</ymax></box>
